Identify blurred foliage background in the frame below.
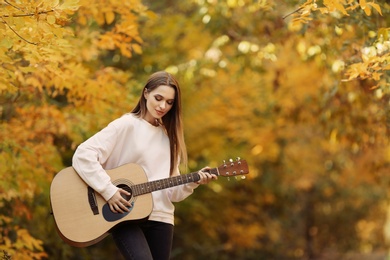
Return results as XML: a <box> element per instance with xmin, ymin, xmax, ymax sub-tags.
<box><xmin>0</xmin><ymin>0</ymin><xmax>390</xmax><ymax>259</ymax></box>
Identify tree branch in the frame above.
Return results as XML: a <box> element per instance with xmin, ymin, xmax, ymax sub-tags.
<box><xmin>0</xmin><ymin>10</ymin><xmax>54</xmax><ymax>18</ymax></box>
<box><xmin>1</xmin><ymin>18</ymin><xmax>37</xmax><ymax>45</ymax></box>
<box><xmin>4</xmin><ymin>0</ymin><xmax>22</xmax><ymax>11</ymax></box>
<box><xmin>1</xmin><ymin>0</ymin><xmax>56</xmax><ymax>45</ymax></box>
<box><xmin>282</xmin><ymin>7</ymin><xmax>304</xmax><ymax>19</ymax></box>
<box><xmin>2</xmin><ymin>0</ymin><xmax>54</xmax><ymax>18</ymax></box>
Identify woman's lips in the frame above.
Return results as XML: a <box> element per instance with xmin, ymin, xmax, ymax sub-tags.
<box><xmin>156</xmin><ymin>110</ymin><xmax>164</xmax><ymax>116</ymax></box>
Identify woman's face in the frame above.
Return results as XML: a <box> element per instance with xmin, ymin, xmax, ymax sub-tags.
<box><xmin>143</xmin><ymin>85</ymin><xmax>175</xmax><ymax>124</ymax></box>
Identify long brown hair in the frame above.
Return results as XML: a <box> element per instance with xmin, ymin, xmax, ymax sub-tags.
<box><xmin>131</xmin><ymin>71</ymin><xmax>187</xmax><ymax>175</ymax></box>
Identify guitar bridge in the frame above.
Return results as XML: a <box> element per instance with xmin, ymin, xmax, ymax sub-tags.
<box><xmin>87</xmin><ymin>186</ymin><xmax>99</xmax><ymax>215</ymax></box>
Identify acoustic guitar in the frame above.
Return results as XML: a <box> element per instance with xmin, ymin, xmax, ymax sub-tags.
<box><xmin>50</xmin><ymin>158</ymin><xmax>249</xmax><ymax>247</ymax></box>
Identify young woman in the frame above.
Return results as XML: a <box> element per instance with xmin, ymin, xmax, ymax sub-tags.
<box><xmin>72</xmin><ymin>71</ymin><xmax>216</xmax><ymax>259</ymax></box>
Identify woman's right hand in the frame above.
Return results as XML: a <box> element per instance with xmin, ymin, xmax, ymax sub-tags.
<box><xmin>107</xmin><ymin>188</ymin><xmax>132</xmax><ymax>214</ymax></box>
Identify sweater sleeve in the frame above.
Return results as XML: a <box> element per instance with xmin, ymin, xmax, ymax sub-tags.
<box><xmin>72</xmin><ymin>123</ymin><xmax>119</xmax><ymax>201</ymax></box>
<box><xmin>167</xmin><ymin>166</ymin><xmax>200</xmax><ymax>203</ymax></box>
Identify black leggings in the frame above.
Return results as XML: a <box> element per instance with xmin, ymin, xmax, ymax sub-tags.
<box><xmin>111</xmin><ymin>220</ymin><xmax>174</xmax><ymax>260</ymax></box>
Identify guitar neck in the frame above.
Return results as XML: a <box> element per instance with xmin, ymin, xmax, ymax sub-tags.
<box><xmin>131</xmin><ymin>168</ymin><xmax>219</xmax><ymax>196</ymax></box>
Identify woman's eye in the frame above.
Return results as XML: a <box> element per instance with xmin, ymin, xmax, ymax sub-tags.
<box><xmin>154</xmin><ymin>95</ymin><xmax>174</xmax><ymax>105</ymax></box>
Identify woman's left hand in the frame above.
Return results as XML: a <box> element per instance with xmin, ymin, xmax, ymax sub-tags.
<box><xmin>197</xmin><ymin>167</ymin><xmax>218</xmax><ymax>184</ymax></box>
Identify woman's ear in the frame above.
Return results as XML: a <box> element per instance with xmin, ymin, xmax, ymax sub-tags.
<box><xmin>143</xmin><ymin>88</ymin><xmax>149</xmax><ymax>99</ymax></box>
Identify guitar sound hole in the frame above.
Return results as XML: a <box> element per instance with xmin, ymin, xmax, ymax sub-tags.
<box><xmin>117</xmin><ymin>184</ymin><xmax>132</xmax><ymax>201</ymax></box>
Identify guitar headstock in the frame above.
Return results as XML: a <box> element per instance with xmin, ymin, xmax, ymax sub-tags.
<box><xmin>217</xmin><ymin>158</ymin><xmax>249</xmax><ymax>179</ymax></box>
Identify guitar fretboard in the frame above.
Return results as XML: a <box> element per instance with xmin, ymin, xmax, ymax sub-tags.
<box><xmin>131</xmin><ymin>168</ymin><xmax>219</xmax><ymax>196</ymax></box>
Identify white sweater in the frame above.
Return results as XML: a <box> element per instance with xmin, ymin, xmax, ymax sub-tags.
<box><xmin>72</xmin><ymin>113</ymin><xmax>199</xmax><ymax>225</ymax></box>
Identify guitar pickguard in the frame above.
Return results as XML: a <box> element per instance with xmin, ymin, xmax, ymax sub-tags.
<box><xmin>102</xmin><ymin>201</ymin><xmax>135</xmax><ymax>222</ymax></box>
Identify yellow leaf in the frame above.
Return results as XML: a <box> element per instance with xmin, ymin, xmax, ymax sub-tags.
<box><xmin>26</xmin><ymin>77</ymin><xmax>42</xmax><ymax>90</ymax></box>
<box><xmin>43</xmin><ymin>0</ymin><xmax>60</xmax><ymax>8</ymax></box>
<box><xmin>131</xmin><ymin>43</ymin><xmax>142</xmax><ymax>54</ymax></box>
<box><xmin>372</xmin><ymin>72</ymin><xmax>382</xmax><ymax>81</ymax></box>
<box><xmin>145</xmin><ymin>10</ymin><xmax>158</xmax><ymax>20</ymax></box>
<box><xmin>120</xmin><ymin>44</ymin><xmax>132</xmax><ymax>58</ymax></box>
<box><xmin>51</xmin><ymin>0</ymin><xmax>60</xmax><ymax>7</ymax></box>
<box><xmin>46</xmin><ymin>14</ymin><xmax>56</xmax><ymax>25</ymax></box>
<box><xmin>58</xmin><ymin>0</ymin><xmax>80</xmax><ymax>11</ymax></box>
<box><xmin>78</xmin><ymin>14</ymin><xmax>87</xmax><ymax>25</ymax></box>
<box><xmin>0</xmin><ymin>38</ymin><xmax>13</xmax><ymax>49</ymax></box>
<box><xmin>359</xmin><ymin>0</ymin><xmax>367</xmax><ymax>9</ymax></box>
<box><xmin>318</xmin><ymin>7</ymin><xmax>329</xmax><ymax>14</ymax></box>
<box><xmin>105</xmin><ymin>11</ymin><xmax>115</xmax><ymax>24</ymax></box>
<box><xmin>367</xmin><ymin>2</ymin><xmax>382</xmax><ymax>16</ymax></box>
<box><xmin>324</xmin><ymin>0</ymin><xmax>349</xmax><ymax>15</ymax></box>
<box><xmin>378</xmin><ymin>28</ymin><xmax>388</xmax><ymax>41</ymax></box>
<box><xmin>334</xmin><ymin>1</ymin><xmax>348</xmax><ymax>15</ymax></box>
<box><xmin>95</xmin><ymin>11</ymin><xmax>105</xmax><ymax>25</ymax></box>
<box><xmin>363</xmin><ymin>5</ymin><xmax>372</xmax><ymax>16</ymax></box>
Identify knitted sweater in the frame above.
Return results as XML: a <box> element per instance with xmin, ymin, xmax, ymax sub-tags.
<box><xmin>72</xmin><ymin>113</ymin><xmax>198</xmax><ymax>225</ymax></box>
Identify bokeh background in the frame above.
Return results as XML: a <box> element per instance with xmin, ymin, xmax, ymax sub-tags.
<box><xmin>1</xmin><ymin>0</ymin><xmax>390</xmax><ymax>259</ymax></box>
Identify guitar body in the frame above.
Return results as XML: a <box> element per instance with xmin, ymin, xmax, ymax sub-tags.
<box><xmin>50</xmin><ymin>163</ymin><xmax>153</xmax><ymax>247</ymax></box>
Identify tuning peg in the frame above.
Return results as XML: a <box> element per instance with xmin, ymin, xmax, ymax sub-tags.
<box><xmin>236</xmin><ymin>157</ymin><xmax>241</xmax><ymax>161</ymax></box>
<box><xmin>229</xmin><ymin>158</ymin><xmax>234</xmax><ymax>166</ymax></box>
<box><xmin>223</xmin><ymin>160</ymin><xmax>227</xmax><ymax>168</ymax></box>
<box><xmin>241</xmin><ymin>176</ymin><xmax>246</xmax><ymax>180</ymax></box>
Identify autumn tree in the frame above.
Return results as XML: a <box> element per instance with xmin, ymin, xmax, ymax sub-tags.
<box><xmin>1</xmin><ymin>0</ymin><xmax>146</xmax><ymax>258</ymax></box>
